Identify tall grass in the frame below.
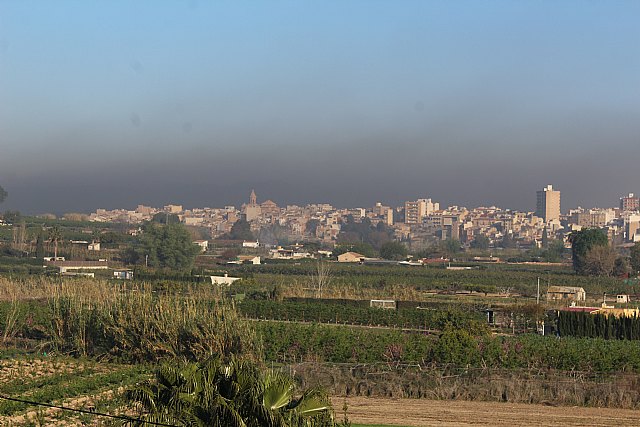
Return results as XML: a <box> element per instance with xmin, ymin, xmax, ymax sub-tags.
<box><xmin>0</xmin><ymin>277</ymin><xmax>262</xmax><ymax>363</ymax></box>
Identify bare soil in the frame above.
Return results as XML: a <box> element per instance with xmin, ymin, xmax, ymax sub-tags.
<box><xmin>334</xmin><ymin>397</ymin><xmax>640</xmax><ymax>426</ymax></box>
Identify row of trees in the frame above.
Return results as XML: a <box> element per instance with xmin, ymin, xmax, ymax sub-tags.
<box><xmin>557</xmin><ymin>311</ymin><xmax>640</xmax><ymax>340</ymax></box>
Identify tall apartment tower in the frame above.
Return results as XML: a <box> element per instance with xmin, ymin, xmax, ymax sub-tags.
<box><xmin>620</xmin><ymin>193</ymin><xmax>640</xmax><ymax>212</ymax></box>
<box><xmin>536</xmin><ymin>185</ymin><xmax>561</xmax><ymax>222</ymax></box>
<box><xmin>404</xmin><ymin>198</ymin><xmax>440</xmax><ymax>224</ymax></box>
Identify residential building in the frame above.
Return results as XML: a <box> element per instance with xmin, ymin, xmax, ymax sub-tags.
<box><xmin>546</xmin><ymin>286</ymin><xmax>586</xmax><ymax>302</ymax></box>
<box><xmin>620</xmin><ymin>193</ymin><xmax>640</xmax><ymax>212</ymax></box>
<box><xmin>536</xmin><ymin>185</ymin><xmax>561</xmax><ymax>223</ymax></box>
<box><xmin>337</xmin><ymin>252</ymin><xmax>365</xmax><ymax>263</ymax></box>
<box><xmin>404</xmin><ymin>198</ymin><xmax>439</xmax><ymax>224</ymax></box>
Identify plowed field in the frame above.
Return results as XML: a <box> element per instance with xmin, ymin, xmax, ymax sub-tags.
<box><xmin>335</xmin><ymin>397</ymin><xmax>640</xmax><ymax>426</ymax></box>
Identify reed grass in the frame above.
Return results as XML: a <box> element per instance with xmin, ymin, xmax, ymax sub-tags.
<box><xmin>0</xmin><ymin>276</ymin><xmax>262</xmax><ymax>363</ymax></box>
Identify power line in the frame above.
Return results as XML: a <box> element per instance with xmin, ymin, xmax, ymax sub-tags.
<box><xmin>0</xmin><ymin>394</ymin><xmax>178</xmax><ymax>427</ymax></box>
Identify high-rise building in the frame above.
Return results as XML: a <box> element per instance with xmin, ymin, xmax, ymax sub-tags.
<box><xmin>620</xmin><ymin>193</ymin><xmax>640</xmax><ymax>212</ymax></box>
<box><xmin>536</xmin><ymin>185</ymin><xmax>561</xmax><ymax>223</ymax></box>
<box><xmin>404</xmin><ymin>198</ymin><xmax>439</xmax><ymax>224</ymax></box>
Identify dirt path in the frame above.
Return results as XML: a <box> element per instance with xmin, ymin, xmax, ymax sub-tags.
<box><xmin>333</xmin><ymin>397</ymin><xmax>640</xmax><ymax>426</ymax></box>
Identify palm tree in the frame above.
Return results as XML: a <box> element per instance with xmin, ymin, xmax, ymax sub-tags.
<box><xmin>124</xmin><ymin>357</ymin><xmax>334</xmax><ymax>427</ymax></box>
<box><xmin>49</xmin><ymin>225</ymin><xmax>62</xmax><ymax>259</ymax></box>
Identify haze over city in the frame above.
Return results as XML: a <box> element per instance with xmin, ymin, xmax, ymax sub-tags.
<box><xmin>1</xmin><ymin>1</ymin><xmax>639</xmax><ymax>214</ymax></box>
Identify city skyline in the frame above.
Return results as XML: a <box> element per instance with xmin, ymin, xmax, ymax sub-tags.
<box><xmin>1</xmin><ymin>1</ymin><xmax>640</xmax><ymax>214</ymax></box>
<box><xmin>56</xmin><ymin>186</ymin><xmax>640</xmax><ymax>217</ymax></box>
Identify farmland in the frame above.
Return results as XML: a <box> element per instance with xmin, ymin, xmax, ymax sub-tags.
<box><xmin>336</xmin><ymin>397</ymin><xmax>640</xmax><ymax>427</ymax></box>
<box><xmin>0</xmin><ymin>259</ymin><xmax>639</xmax><ymax>424</ymax></box>
<box><xmin>0</xmin><ymin>352</ymin><xmax>148</xmax><ymax>425</ymax></box>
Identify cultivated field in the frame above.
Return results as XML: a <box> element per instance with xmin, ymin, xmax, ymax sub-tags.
<box><xmin>0</xmin><ymin>354</ymin><xmax>149</xmax><ymax>426</ymax></box>
<box><xmin>336</xmin><ymin>397</ymin><xmax>640</xmax><ymax>426</ymax></box>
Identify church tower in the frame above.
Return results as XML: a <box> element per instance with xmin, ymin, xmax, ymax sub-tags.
<box><xmin>244</xmin><ymin>189</ymin><xmax>261</xmax><ymax>221</ymax></box>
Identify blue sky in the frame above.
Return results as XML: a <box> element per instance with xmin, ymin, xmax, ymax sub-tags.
<box><xmin>1</xmin><ymin>1</ymin><xmax>639</xmax><ymax>213</ymax></box>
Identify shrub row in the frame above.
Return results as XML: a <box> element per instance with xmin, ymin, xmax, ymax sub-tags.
<box><xmin>238</xmin><ymin>300</ymin><xmax>488</xmax><ymax>335</ymax></box>
<box><xmin>255</xmin><ymin>321</ymin><xmax>640</xmax><ymax>372</ymax></box>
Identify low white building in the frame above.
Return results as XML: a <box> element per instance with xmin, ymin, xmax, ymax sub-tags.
<box><xmin>47</xmin><ymin>260</ymin><xmax>109</xmax><ymax>274</ymax></box>
<box><xmin>210</xmin><ymin>274</ymin><xmax>241</xmax><ymax>285</ymax></box>
<box><xmin>193</xmin><ymin>240</ymin><xmax>209</xmax><ymax>252</ymax></box>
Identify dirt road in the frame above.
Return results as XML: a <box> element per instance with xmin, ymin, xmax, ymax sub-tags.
<box><xmin>333</xmin><ymin>397</ymin><xmax>640</xmax><ymax>426</ymax></box>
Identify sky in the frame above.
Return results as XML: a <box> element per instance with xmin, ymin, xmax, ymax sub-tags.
<box><xmin>1</xmin><ymin>1</ymin><xmax>639</xmax><ymax>215</ymax></box>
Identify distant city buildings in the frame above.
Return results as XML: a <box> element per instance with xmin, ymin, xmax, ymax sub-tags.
<box><xmin>404</xmin><ymin>198</ymin><xmax>439</xmax><ymax>224</ymax></box>
<box><xmin>536</xmin><ymin>185</ymin><xmax>561</xmax><ymax>223</ymax></box>
<box><xmin>620</xmin><ymin>193</ymin><xmax>640</xmax><ymax>212</ymax></box>
<box><xmin>85</xmin><ymin>184</ymin><xmax>640</xmax><ymax>250</ymax></box>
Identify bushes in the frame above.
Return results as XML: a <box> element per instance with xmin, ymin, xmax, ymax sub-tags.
<box><xmin>238</xmin><ymin>300</ymin><xmax>488</xmax><ymax>335</ymax></box>
<box><xmin>256</xmin><ymin>321</ymin><xmax>640</xmax><ymax>373</ymax></box>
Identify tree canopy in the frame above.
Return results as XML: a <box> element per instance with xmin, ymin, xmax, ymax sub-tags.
<box><xmin>470</xmin><ymin>235</ymin><xmax>490</xmax><ymax>250</ymax></box>
<box><xmin>134</xmin><ymin>222</ymin><xmax>200</xmax><ymax>270</ymax></box>
<box><xmin>151</xmin><ymin>212</ymin><xmax>180</xmax><ymax>224</ymax></box>
<box><xmin>0</xmin><ymin>185</ymin><xmax>6</xmax><ymax>204</ymax></box>
<box><xmin>336</xmin><ymin>216</ymin><xmax>393</xmax><ymax>251</ymax></box>
<box><xmin>569</xmin><ymin>228</ymin><xmax>609</xmax><ymax>275</ymax></box>
<box><xmin>229</xmin><ymin>218</ymin><xmax>255</xmax><ymax>241</ymax></box>
<box><xmin>380</xmin><ymin>241</ymin><xmax>408</xmax><ymax>260</ymax></box>
<box><xmin>630</xmin><ymin>242</ymin><xmax>640</xmax><ymax>276</ymax></box>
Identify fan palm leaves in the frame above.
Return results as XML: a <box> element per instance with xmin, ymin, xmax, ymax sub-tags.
<box><xmin>124</xmin><ymin>357</ymin><xmax>334</xmax><ymax>427</ymax></box>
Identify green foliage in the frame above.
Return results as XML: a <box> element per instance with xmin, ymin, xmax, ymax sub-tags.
<box><xmin>379</xmin><ymin>241</ymin><xmax>408</xmax><ymax>260</ymax></box>
<box><xmin>136</xmin><ymin>222</ymin><xmax>200</xmax><ymax>270</ymax></box>
<box><xmin>229</xmin><ymin>218</ymin><xmax>255</xmax><ymax>241</ymax></box>
<box><xmin>124</xmin><ymin>357</ymin><xmax>335</xmax><ymax>427</ymax></box>
<box><xmin>583</xmin><ymin>245</ymin><xmax>616</xmax><ymax>277</ymax></box>
<box><xmin>630</xmin><ymin>242</ymin><xmax>640</xmax><ymax>275</ymax></box>
<box><xmin>46</xmin><ymin>284</ymin><xmax>260</xmax><ymax>362</ymax></box>
<box><xmin>557</xmin><ymin>311</ymin><xmax>640</xmax><ymax>340</ymax></box>
<box><xmin>151</xmin><ymin>212</ymin><xmax>180</xmax><ymax>224</ymax></box>
<box><xmin>35</xmin><ymin>229</ymin><xmax>46</xmax><ymax>259</ymax></box>
<box><xmin>2</xmin><ymin>210</ymin><xmax>21</xmax><ymax>224</ymax></box>
<box><xmin>337</xmin><ymin>217</ymin><xmax>393</xmax><ymax>251</ymax></box>
<box><xmin>305</xmin><ymin>219</ymin><xmax>320</xmax><ymax>235</ymax></box>
<box><xmin>500</xmin><ymin>233</ymin><xmax>516</xmax><ymax>249</ymax></box>
<box><xmin>48</xmin><ymin>224</ymin><xmax>62</xmax><ymax>258</ymax></box>
<box><xmin>256</xmin><ymin>322</ymin><xmax>433</xmax><ymax>364</ymax></box>
<box><xmin>431</xmin><ymin>328</ymin><xmax>480</xmax><ymax>366</ymax></box>
<box><xmin>99</xmin><ymin>230</ymin><xmax>127</xmax><ymax>248</ymax></box>
<box><xmin>469</xmin><ymin>235</ymin><xmax>490</xmax><ymax>250</ymax></box>
<box><xmin>614</xmin><ymin>256</ymin><xmax>631</xmax><ymax>277</ymax></box>
<box><xmin>256</xmin><ymin>321</ymin><xmax>640</xmax><ymax>373</ymax></box>
<box><xmin>541</xmin><ymin>239</ymin><xmax>565</xmax><ymax>262</ymax></box>
<box><xmin>440</xmin><ymin>238</ymin><xmax>461</xmax><ymax>258</ymax></box>
<box><xmin>238</xmin><ymin>300</ymin><xmax>488</xmax><ymax>334</ymax></box>
<box><xmin>230</xmin><ymin>261</ymin><xmax>625</xmax><ymax>299</ymax></box>
<box><xmin>0</xmin><ymin>359</ymin><xmax>148</xmax><ymax>417</ymax></box>
<box><xmin>569</xmin><ymin>228</ymin><xmax>609</xmax><ymax>275</ymax></box>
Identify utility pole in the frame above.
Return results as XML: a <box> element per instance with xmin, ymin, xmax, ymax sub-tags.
<box><xmin>537</xmin><ymin>277</ymin><xmax>540</xmax><ymax>305</ymax></box>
